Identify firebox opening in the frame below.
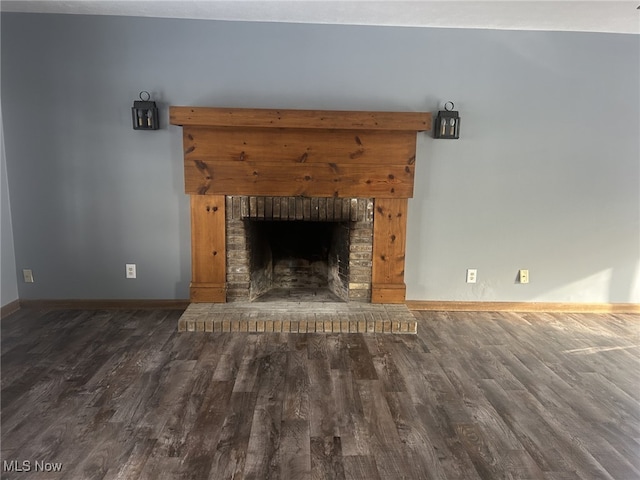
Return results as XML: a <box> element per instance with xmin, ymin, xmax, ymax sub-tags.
<box><xmin>248</xmin><ymin>220</ymin><xmax>350</xmax><ymax>302</ymax></box>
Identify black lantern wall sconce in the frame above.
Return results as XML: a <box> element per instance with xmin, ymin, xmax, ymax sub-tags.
<box><xmin>132</xmin><ymin>91</ymin><xmax>159</xmax><ymax>130</ymax></box>
<box><xmin>434</xmin><ymin>101</ymin><xmax>460</xmax><ymax>139</ymax></box>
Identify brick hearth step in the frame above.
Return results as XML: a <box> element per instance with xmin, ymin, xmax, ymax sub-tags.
<box><xmin>178</xmin><ymin>302</ymin><xmax>417</xmax><ymax>334</ymax></box>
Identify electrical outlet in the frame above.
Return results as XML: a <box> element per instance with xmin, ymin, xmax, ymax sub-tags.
<box><xmin>519</xmin><ymin>269</ymin><xmax>529</xmax><ymax>284</ymax></box>
<box><xmin>23</xmin><ymin>269</ymin><xmax>34</xmax><ymax>283</ymax></box>
<box><xmin>466</xmin><ymin>269</ymin><xmax>477</xmax><ymax>284</ymax></box>
<box><xmin>126</xmin><ymin>264</ymin><xmax>137</xmax><ymax>279</ymax></box>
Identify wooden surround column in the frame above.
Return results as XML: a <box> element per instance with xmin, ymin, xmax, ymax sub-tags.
<box><xmin>372</xmin><ymin>197</ymin><xmax>409</xmax><ymax>303</ymax></box>
<box><xmin>170</xmin><ymin>107</ymin><xmax>431</xmax><ymax>304</ymax></box>
<box><xmin>190</xmin><ymin>195</ymin><xmax>226</xmax><ymax>302</ymax></box>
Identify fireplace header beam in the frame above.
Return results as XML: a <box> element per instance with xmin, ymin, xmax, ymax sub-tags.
<box><xmin>171</xmin><ymin>107</ymin><xmax>430</xmax><ymax>199</ymax></box>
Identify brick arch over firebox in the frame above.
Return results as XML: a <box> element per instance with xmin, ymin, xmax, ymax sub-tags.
<box><xmin>170</xmin><ymin>107</ymin><xmax>431</xmax><ymax>304</ymax></box>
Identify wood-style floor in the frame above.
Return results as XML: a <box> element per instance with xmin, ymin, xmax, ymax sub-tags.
<box><xmin>1</xmin><ymin>308</ymin><xmax>638</xmax><ymax>479</ymax></box>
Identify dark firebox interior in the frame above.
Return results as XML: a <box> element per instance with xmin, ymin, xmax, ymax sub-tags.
<box><xmin>248</xmin><ymin>220</ymin><xmax>349</xmax><ymax>301</ymax></box>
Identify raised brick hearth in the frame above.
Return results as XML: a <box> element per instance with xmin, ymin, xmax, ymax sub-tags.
<box><xmin>178</xmin><ymin>301</ymin><xmax>417</xmax><ymax>334</ymax></box>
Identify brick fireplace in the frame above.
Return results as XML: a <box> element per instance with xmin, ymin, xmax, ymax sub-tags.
<box><xmin>170</xmin><ymin>107</ymin><xmax>431</xmax><ymax>304</ymax></box>
<box><xmin>225</xmin><ymin>196</ymin><xmax>374</xmax><ymax>303</ymax></box>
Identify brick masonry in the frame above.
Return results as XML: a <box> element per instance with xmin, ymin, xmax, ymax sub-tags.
<box><xmin>226</xmin><ymin>196</ymin><xmax>374</xmax><ymax>302</ymax></box>
<box><xmin>178</xmin><ymin>301</ymin><xmax>418</xmax><ymax>334</ymax></box>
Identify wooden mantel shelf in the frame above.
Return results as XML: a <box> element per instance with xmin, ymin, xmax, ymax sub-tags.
<box><xmin>170</xmin><ymin>106</ymin><xmax>431</xmax><ymax>132</ymax></box>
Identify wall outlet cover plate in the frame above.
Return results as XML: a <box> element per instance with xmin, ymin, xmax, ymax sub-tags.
<box><xmin>466</xmin><ymin>269</ymin><xmax>477</xmax><ymax>283</ymax></box>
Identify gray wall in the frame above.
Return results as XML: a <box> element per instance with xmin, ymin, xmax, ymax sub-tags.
<box><xmin>1</xmin><ymin>111</ymin><xmax>19</xmax><ymax>307</ymax></box>
<box><xmin>1</xmin><ymin>13</ymin><xmax>638</xmax><ymax>303</ymax></box>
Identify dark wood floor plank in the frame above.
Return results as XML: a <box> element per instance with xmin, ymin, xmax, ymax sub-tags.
<box><xmin>138</xmin><ymin>457</ymin><xmax>182</xmax><ymax>480</ymax></box>
<box><xmin>232</xmin><ymin>335</ymin><xmax>262</xmax><ymax>393</ymax></box>
<box><xmin>355</xmin><ymin>379</ymin><xmax>413</xmax><ymax>479</ymax></box>
<box><xmin>310</xmin><ymin>436</ymin><xmax>346</xmax><ymax>480</ymax></box>
<box><xmin>207</xmin><ymin>391</ymin><xmax>257</xmax><ymax>479</ymax></box>
<box><xmin>308</xmin><ymin>342</ymin><xmax>338</xmax><ymax>439</ymax></box>
<box><xmin>369</xmin><ymin>336</ymin><xmax>408</xmax><ymax>393</ymax></box>
<box><xmin>381</xmin><ymin>390</ymin><xmax>450</xmax><ymax>480</ymax></box>
<box><xmin>282</xmin><ymin>336</ymin><xmax>310</xmax><ymax>422</ymax></box>
<box><xmin>64</xmin><ymin>421</ymin><xmax>136</xmax><ymax>480</ymax></box>
<box><xmin>242</xmin><ymin>343</ymin><xmax>287</xmax><ymax>480</ymax></box>
<box><xmin>211</xmin><ymin>334</ymin><xmax>250</xmax><ymax>382</ymax></box>
<box><xmin>171</xmin><ymin>379</ymin><xmax>234</xmax><ymax>479</ymax></box>
<box><xmin>331</xmin><ymin>368</ymin><xmax>371</xmax><ymax>458</ymax></box>
<box><xmin>278</xmin><ymin>419</ymin><xmax>311</xmax><ymax>480</ymax></box>
<box><xmin>342</xmin><ymin>455</ymin><xmax>381</xmax><ymax>480</ymax></box>
<box><xmin>345</xmin><ymin>334</ymin><xmax>378</xmax><ymax>381</ymax></box>
<box><xmin>327</xmin><ymin>333</ymin><xmax>349</xmax><ymax>371</ymax></box>
<box><xmin>1</xmin><ymin>308</ymin><xmax>638</xmax><ymax>479</ymax></box>
<box><xmin>104</xmin><ymin>435</ymin><xmax>156</xmax><ymax>480</ymax></box>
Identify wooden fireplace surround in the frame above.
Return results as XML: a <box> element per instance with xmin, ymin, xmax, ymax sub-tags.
<box><xmin>170</xmin><ymin>106</ymin><xmax>431</xmax><ymax>303</ymax></box>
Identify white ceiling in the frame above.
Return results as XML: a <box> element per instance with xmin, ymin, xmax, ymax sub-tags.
<box><xmin>1</xmin><ymin>1</ymin><xmax>639</xmax><ymax>34</ymax></box>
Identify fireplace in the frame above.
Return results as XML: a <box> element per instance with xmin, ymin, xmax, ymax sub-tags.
<box><xmin>226</xmin><ymin>196</ymin><xmax>373</xmax><ymax>303</ymax></box>
<box><xmin>169</xmin><ymin>107</ymin><xmax>431</xmax><ymax>304</ymax></box>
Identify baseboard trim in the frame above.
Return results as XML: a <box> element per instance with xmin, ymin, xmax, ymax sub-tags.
<box><xmin>406</xmin><ymin>300</ymin><xmax>640</xmax><ymax>314</ymax></box>
<box><xmin>8</xmin><ymin>298</ymin><xmax>639</xmax><ymax>315</ymax></box>
<box><xmin>1</xmin><ymin>299</ymin><xmax>21</xmax><ymax>319</ymax></box>
<box><xmin>19</xmin><ymin>299</ymin><xmax>190</xmax><ymax>311</ymax></box>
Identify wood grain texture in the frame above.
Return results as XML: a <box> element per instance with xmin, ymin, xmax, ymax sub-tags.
<box><xmin>406</xmin><ymin>300</ymin><xmax>640</xmax><ymax>314</ymax></box>
<box><xmin>190</xmin><ymin>283</ymin><xmax>226</xmax><ymax>303</ymax></box>
<box><xmin>371</xmin><ymin>284</ymin><xmax>407</xmax><ymax>304</ymax></box>
<box><xmin>190</xmin><ymin>195</ymin><xmax>226</xmax><ymax>302</ymax></box>
<box><xmin>170</xmin><ymin>106</ymin><xmax>431</xmax><ymax>132</ymax></box>
<box><xmin>183</xmin><ymin>127</ymin><xmax>418</xmax><ymax>165</ymax></box>
<box><xmin>371</xmin><ymin>198</ymin><xmax>408</xmax><ymax>303</ymax></box>
<box><xmin>184</xmin><ymin>160</ymin><xmax>414</xmax><ymax>198</ymax></box>
<box><xmin>17</xmin><ymin>299</ymin><xmax>190</xmax><ymax>310</ymax></box>
<box><xmin>3</xmin><ymin>307</ymin><xmax>637</xmax><ymax>479</ymax></box>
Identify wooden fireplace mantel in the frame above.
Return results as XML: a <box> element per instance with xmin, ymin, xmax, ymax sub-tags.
<box><xmin>170</xmin><ymin>106</ymin><xmax>431</xmax><ymax>304</ymax></box>
<box><xmin>170</xmin><ymin>106</ymin><xmax>430</xmax><ymax>131</ymax></box>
